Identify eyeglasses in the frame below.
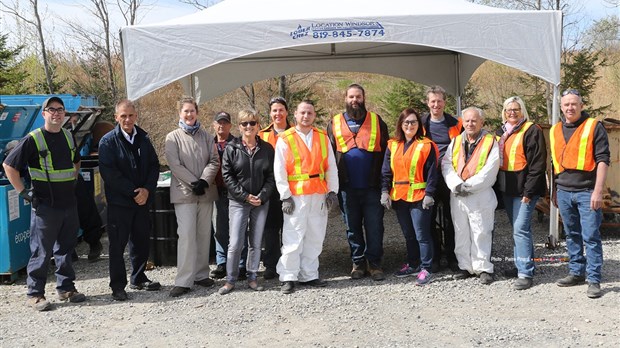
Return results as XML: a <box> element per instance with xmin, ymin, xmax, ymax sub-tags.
<box><xmin>45</xmin><ymin>107</ymin><xmax>65</xmax><ymax>114</ymax></box>
<box><xmin>562</xmin><ymin>89</ymin><xmax>581</xmax><ymax>97</ymax></box>
<box><xmin>240</xmin><ymin>121</ymin><xmax>257</xmax><ymax>127</ymax></box>
<box><xmin>505</xmin><ymin>108</ymin><xmax>521</xmax><ymax>114</ymax></box>
<box><xmin>402</xmin><ymin>120</ymin><xmax>418</xmax><ymax>126</ymax></box>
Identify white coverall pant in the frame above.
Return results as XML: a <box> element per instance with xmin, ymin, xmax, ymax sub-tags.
<box><xmin>451</xmin><ymin>187</ymin><xmax>496</xmax><ymax>275</ymax></box>
<box><xmin>173</xmin><ymin>201</ymin><xmax>213</xmax><ymax>287</ymax></box>
<box><xmin>277</xmin><ymin>193</ymin><xmax>328</xmax><ymax>282</ymax></box>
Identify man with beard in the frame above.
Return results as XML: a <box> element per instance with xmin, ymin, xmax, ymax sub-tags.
<box><xmin>327</xmin><ymin>84</ymin><xmax>389</xmax><ymax>281</ymax></box>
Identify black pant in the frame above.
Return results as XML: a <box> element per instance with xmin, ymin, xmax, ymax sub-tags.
<box><xmin>431</xmin><ymin>176</ymin><xmax>456</xmax><ymax>264</ymax></box>
<box><xmin>75</xmin><ymin>176</ymin><xmax>103</xmax><ymax>246</ymax></box>
<box><xmin>262</xmin><ymin>194</ymin><xmax>283</xmax><ymax>270</ymax></box>
<box><xmin>107</xmin><ymin>204</ymin><xmax>151</xmax><ymax>290</ymax></box>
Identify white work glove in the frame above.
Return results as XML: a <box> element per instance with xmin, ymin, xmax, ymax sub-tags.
<box><xmin>422</xmin><ymin>196</ymin><xmax>435</xmax><ymax>209</ymax></box>
<box><xmin>380</xmin><ymin>191</ymin><xmax>391</xmax><ymax>210</ymax></box>
<box><xmin>281</xmin><ymin>197</ymin><xmax>295</xmax><ymax>215</ymax></box>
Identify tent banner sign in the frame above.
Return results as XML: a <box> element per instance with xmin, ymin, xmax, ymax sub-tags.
<box><xmin>290</xmin><ymin>22</ymin><xmax>385</xmax><ymax>40</ymax></box>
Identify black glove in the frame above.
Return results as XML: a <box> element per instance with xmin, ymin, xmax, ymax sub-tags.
<box><xmin>281</xmin><ymin>197</ymin><xmax>295</xmax><ymax>215</ymax></box>
<box><xmin>19</xmin><ymin>188</ymin><xmax>34</xmax><ymax>203</ymax></box>
<box><xmin>191</xmin><ymin>179</ymin><xmax>208</xmax><ymax>196</ymax></box>
<box><xmin>325</xmin><ymin>192</ymin><xmax>339</xmax><ymax>211</ymax></box>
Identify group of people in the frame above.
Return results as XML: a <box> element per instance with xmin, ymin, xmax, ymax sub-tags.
<box><xmin>1</xmin><ymin>83</ymin><xmax>609</xmax><ymax>311</ymax></box>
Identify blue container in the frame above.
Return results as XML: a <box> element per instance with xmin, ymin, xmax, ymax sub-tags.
<box><xmin>0</xmin><ymin>94</ymin><xmax>98</xmax><ymax>131</ymax></box>
<box><xmin>0</xmin><ymin>180</ymin><xmax>32</xmax><ymax>281</ymax></box>
<box><xmin>0</xmin><ymin>104</ymin><xmax>42</xmax><ymax>156</ymax></box>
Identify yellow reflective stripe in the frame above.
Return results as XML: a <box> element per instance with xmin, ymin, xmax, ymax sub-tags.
<box><xmin>287</xmin><ymin>173</ymin><xmax>325</xmax><ymax>181</ymax></box>
<box><xmin>390</xmin><ymin>141</ymin><xmax>398</xmax><ymax>200</ymax></box>
<box><xmin>318</xmin><ymin>130</ymin><xmax>328</xmax><ymax>177</ymax></box>
<box><xmin>452</xmin><ymin>135</ymin><xmax>462</xmax><ymax>170</ymax></box>
<box><xmin>475</xmin><ymin>134</ymin><xmax>495</xmax><ymax>173</ymax></box>
<box><xmin>285</xmin><ymin>132</ymin><xmax>304</xmax><ymax>195</ymax></box>
<box><xmin>261</xmin><ymin>132</ymin><xmax>270</xmax><ymax>142</ymax></box>
<box><xmin>577</xmin><ymin>118</ymin><xmax>595</xmax><ymax>170</ymax></box>
<box><xmin>367</xmin><ymin>112</ymin><xmax>378</xmax><ymax>152</ymax></box>
<box><xmin>550</xmin><ymin>124</ymin><xmax>560</xmax><ymax>174</ymax></box>
<box><xmin>506</xmin><ymin>122</ymin><xmax>532</xmax><ymax>171</ymax></box>
<box><xmin>407</xmin><ymin>142</ymin><xmax>424</xmax><ymax>201</ymax></box>
<box><xmin>333</xmin><ymin>114</ymin><xmax>348</xmax><ymax>152</ymax></box>
<box><xmin>29</xmin><ymin>168</ymin><xmax>76</xmax><ymax>182</ymax></box>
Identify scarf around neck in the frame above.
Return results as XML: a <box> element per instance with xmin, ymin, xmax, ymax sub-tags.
<box><xmin>179</xmin><ymin>119</ymin><xmax>201</xmax><ymax>135</ymax></box>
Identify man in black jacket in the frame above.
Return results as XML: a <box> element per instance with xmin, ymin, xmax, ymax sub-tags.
<box><xmin>98</xmin><ymin>99</ymin><xmax>161</xmax><ymax>301</ymax></box>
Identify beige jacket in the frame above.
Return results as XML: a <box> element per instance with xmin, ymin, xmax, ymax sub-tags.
<box><xmin>165</xmin><ymin>127</ymin><xmax>219</xmax><ymax>204</ymax></box>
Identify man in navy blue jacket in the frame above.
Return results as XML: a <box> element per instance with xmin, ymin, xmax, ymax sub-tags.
<box><xmin>99</xmin><ymin>99</ymin><xmax>161</xmax><ymax>301</ymax></box>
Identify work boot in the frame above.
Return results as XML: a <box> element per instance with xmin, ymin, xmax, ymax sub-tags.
<box><xmin>350</xmin><ymin>262</ymin><xmax>367</xmax><ymax>279</ymax></box>
<box><xmin>556</xmin><ymin>274</ymin><xmax>586</xmax><ymax>287</ymax></box>
<box><xmin>479</xmin><ymin>272</ymin><xmax>494</xmax><ymax>285</ymax></box>
<box><xmin>586</xmin><ymin>283</ymin><xmax>602</xmax><ymax>298</ymax></box>
<box><xmin>513</xmin><ymin>277</ymin><xmax>533</xmax><ymax>290</ymax></box>
<box><xmin>281</xmin><ymin>281</ymin><xmax>295</xmax><ymax>294</ymax></box>
<box><xmin>57</xmin><ymin>290</ymin><xmax>86</xmax><ymax>303</ymax></box>
<box><xmin>368</xmin><ymin>264</ymin><xmax>385</xmax><ymax>281</ymax></box>
<box><xmin>26</xmin><ymin>296</ymin><xmax>51</xmax><ymax>311</ymax></box>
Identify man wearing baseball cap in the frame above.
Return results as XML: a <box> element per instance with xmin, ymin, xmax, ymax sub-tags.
<box><xmin>3</xmin><ymin>96</ymin><xmax>86</xmax><ymax>311</ymax></box>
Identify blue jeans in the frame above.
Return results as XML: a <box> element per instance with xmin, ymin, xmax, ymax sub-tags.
<box><xmin>556</xmin><ymin>189</ymin><xmax>603</xmax><ymax>283</ymax></box>
<box><xmin>394</xmin><ymin>200</ymin><xmax>434</xmax><ymax>270</ymax></box>
<box><xmin>339</xmin><ymin>186</ymin><xmax>384</xmax><ymax>266</ymax></box>
<box><xmin>213</xmin><ymin>190</ymin><xmax>246</xmax><ymax>268</ymax></box>
<box><xmin>503</xmin><ymin>195</ymin><xmax>538</xmax><ymax>278</ymax></box>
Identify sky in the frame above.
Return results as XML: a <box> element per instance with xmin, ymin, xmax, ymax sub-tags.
<box><xmin>1</xmin><ymin>0</ymin><xmax>618</xmax><ymax>50</ymax></box>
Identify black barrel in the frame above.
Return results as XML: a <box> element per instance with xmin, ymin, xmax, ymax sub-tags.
<box><xmin>149</xmin><ymin>186</ymin><xmax>178</xmax><ymax>266</ymax></box>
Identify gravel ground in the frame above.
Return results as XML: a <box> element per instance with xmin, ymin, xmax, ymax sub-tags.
<box><xmin>1</xmin><ymin>208</ymin><xmax>619</xmax><ymax>347</ymax></box>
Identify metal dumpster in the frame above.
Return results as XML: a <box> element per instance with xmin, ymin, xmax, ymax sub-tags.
<box><xmin>0</xmin><ymin>104</ymin><xmax>41</xmax><ymax>281</ymax></box>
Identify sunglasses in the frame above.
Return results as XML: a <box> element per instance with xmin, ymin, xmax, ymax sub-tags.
<box><xmin>402</xmin><ymin>120</ymin><xmax>418</xmax><ymax>126</ymax></box>
<box><xmin>562</xmin><ymin>89</ymin><xmax>581</xmax><ymax>97</ymax></box>
<box><xmin>269</xmin><ymin>97</ymin><xmax>287</xmax><ymax>106</ymax></box>
<box><xmin>240</xmin><ymin>121</ymin><xmax>257</xmax><ymax>127</ymax></box>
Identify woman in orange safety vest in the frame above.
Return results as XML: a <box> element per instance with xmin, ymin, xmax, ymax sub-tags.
<box><xmin>380</xmin><ymin>108</ymin><xmax>439</xmax><ymax>286</ymax></box>
<box><xmin>495</xmin><ymin>96</ymin><xmax>547</xmax><ymax>291</ymax></box>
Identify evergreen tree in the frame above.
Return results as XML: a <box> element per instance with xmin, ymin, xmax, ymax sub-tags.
<box><xmin>0</xmin><ymin>34</ymin><xmax>28</xmax><ymax>94</ymax></box>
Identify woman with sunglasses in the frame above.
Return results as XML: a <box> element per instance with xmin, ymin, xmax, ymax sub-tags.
<box><xmin>219</xmin><ymin>110</ymin><xmax>276</xmax><ymax>294</ymax></box>
<box><xmin>380</xmin><ymin>108</ymin><xmax>439</xmax><ymax>285</ymax></box>
<box><xmin>258</xmin><ymin>97</ymin><xmax>293</xmax><ymax>280</ymax></box>
<box><xmin>495</xmin><ymin>96</ymin><xmax>547</xmax><ymax>290</ymax></box>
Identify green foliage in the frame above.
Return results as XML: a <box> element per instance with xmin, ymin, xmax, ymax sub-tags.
<box><xmin>378</xmin><ymin>80</ymin><xmax>485</xmax><ymax>133</ymax></box>
<box><xmin>0</xmin><ymin>34</ymin><xmax>28</xmax><ymax>94</ymax></box>
<box><xmin>562</xmin><ymin>50</ymin><xmax>611</xmax><ymax>117</ymax></box>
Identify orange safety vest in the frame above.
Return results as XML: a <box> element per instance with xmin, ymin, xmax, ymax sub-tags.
<box><xmin>388</xmin><ymin>138</ymin><xmax>436</xmax><ymax>202</ymax></box>
<box><xmin>452</xmin><ymin>133</ymin><xmax>495</xmax><ymax>181</ymax></box>
<box><xmin>550</xmin><ymin>118</ymin><xmax>597</xmax><ymax>175</ymax></box>
<box><xmin>332</xmin><ymin>112</ymin><xmax>382</xmax><ymax>153</ymax></box>
<box><xmin>500</xmin><ymin>122</ymin><xmax>534</xmax><ymax>171</ymax></box>
<box><xmin>422</xmin><ymin>117</ymin><xmax>462</xmax><ymax>139</ymax></box>
<box><xmin>281</xmin><ymin>127</ymin><xmax>330</xmax><ymax>195</ymax></box>
<box><xmin>259</xmin><ymin>123</ymin><xmax>292</xmax><ymax>148</ymax></box>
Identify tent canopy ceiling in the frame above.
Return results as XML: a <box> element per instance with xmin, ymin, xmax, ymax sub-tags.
<box><xmin>120</xmin><ymin>0</ymin><xmax>562</xmax><ymax>102</ymax></box>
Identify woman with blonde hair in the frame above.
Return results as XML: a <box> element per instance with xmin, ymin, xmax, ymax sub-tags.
<box><xmin>495</xmin><ymin>96</ymin><xmax>547</xmax><ymax>290</ymax></box>
<box><xmin>219</xmin><ymin>110</ymin><xmax>275</xmax><ymax>294</ymax></box>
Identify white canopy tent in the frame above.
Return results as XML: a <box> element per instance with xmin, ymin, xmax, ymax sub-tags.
<box><xmin>120</xmin><ymin>0</ymin><xmax>562</xmax><ymax>102</ymax></box>
<box><xmin>120</xmin><ymin>0</ymin><xmax>563</xmax><ymax>242</ymax></box>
